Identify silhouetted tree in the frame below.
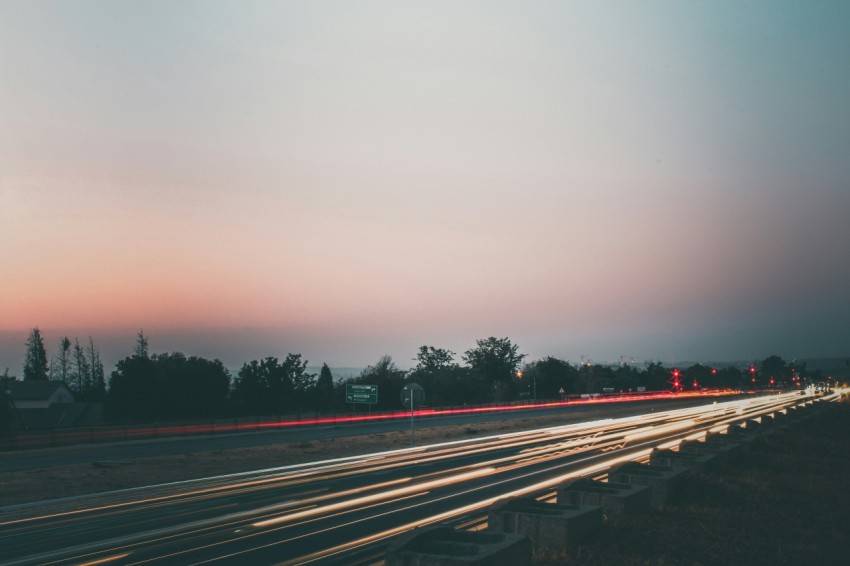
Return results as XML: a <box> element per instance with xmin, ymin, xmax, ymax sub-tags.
<box><xmin>523</xmin><ymin>357</ymin><xmax>579</xmax><ymax>398</ymax></box>
<box><xmin>355</xmin><ymin>355</ymin><xmax>406</xmax><ymax>410</ymax></box>
<box><xmin>414</xmin><ymin>346</ymin><xmax>457</xmax><ymax>373</ymax></box>
<box><xmin>188</xmin><ymin>356</ymin><xmax>231</xmax><ymax>417</ymax></box>
<box><xmin>233</xmin><ymin>359</ymin><xmax>271</xmax><ymax>416</ymax></box>
<box><xmin>232</xmin><ymin>355</ymin><xmax>311</xmax><ymax>416</ymax></box>
<box><xmin>107</xmin><ymin>351</ymin><xmax>230</xmax><ymax>421</ymax></box>
<box><xmin>285</xmin><ymin>354</ymin><xmax>315</xmax><ymax>412</ymax></box>
<box><xmin>715</xmin><ymin>366</ymin><xmax>744</xmax><ymax>389</ymax></box>
<box><xmin>463</xmin><ymin>337</ymin><xmax>525</xmax><ymax>400</ymax></box>
<box><xmin>72</xmin><ymin>338</ymin><xmax>90</xmax><ymax>395</ymax></box>
<box><xmin>683</xmin><ymin>364</ymin><xmax>713</xmax><ymax>390</ymax></box>
<box><xmin>107</xmin><ymin>354</ymin><xmax>156</xmax><ymax>421</ymax></box>
<box><xmin>134</xmin><ymin>330</ymin><xmax>149</xmax><ymax>358</ymax></box>
<box><xmin>642</xmin><ymin>362</ymin><xmax>672</xmax><ymax>391</ymax></box>
<box><xmin>612</xmin><ymin>363</ymin><xmax>640</xmax><ymax>392</ymax></box>
<box><xmin>85</xmin><ymin>337</ymin><xmax>106</xmax><ymax>402</ymax></box>
<box><xmin>315</xmin><ymin>363</ymin><xmax>335</xmax><ymax>413</ymax></box>
<box><xmin>266</xmin><ymin>357</ymin><xmax>294</xmax><ymax>414</ymax></box>
<box><xmin>52</xmin><ymin>336</ymin><xmax>72</xmax><ymax>384</ymax></box>
<box><xmin>408</xmin><ymin>346</ymin><xmax>478</xmax><ymax>406</ymax></box>
<box><xmin>156</xmin><ymin>353</ymin><xmax>230</xmax><ymax>418</ymax></box>
<box><xmin>23</xmin><ymin>328</ymin><xmax>49</xmax><ymax>381</ymax></box>
<box><xmin>578</xmin><ymin>364</ymin><xmax>615</xmax><ymax>394</ymax></box>
<box><xmin>760</xmin><ymin>355</ymin><xmax>788</xmax><ymax>385</ymax></box>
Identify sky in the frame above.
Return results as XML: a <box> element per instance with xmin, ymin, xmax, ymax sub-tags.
<box><xmin>2</xmin><ymin>1</ymin><xmax>849</xmax><ymax>374</ymax></box>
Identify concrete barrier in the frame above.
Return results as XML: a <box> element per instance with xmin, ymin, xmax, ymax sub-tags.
<box><xmin>557</xmin><ymin>477</ymin><xmax>651</xmax><ymax>516</ymax></box>
<box><xmin>649</xmin><ymin>447</ymin><xmax>714</xmax><ymax>471</ymax></box>
<box><xmin>771</xmin><ymin>411</ymin><xmax>788</xmax><ymax>427</ymax></box>
<box><xmin>681</xmin><ymin>434</ymin><xmax>740</xmax><ymax>457</ymax></box>
<box><xmin>608</xmin><ymin>462</ymin><xmax>689</xmax><ymax>507</ymax></box>
<box><xmin>488</xmin><ymin>496</ymin><xmax>602</xmax><ymax>555</ymax></box>
<box><xmin>724</xmin><ymin>422</ymin><xmax>752</xmax><ymax>438</ymax></box>
<box><xmin>385</xmin><ymin>526</ymin><xmax>532</xmax><ymax>566</ymax></box>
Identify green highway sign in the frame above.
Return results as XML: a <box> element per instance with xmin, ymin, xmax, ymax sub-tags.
<box><xmin>346</xmin><ymin>384</ymin><xmax>378</xmax><ymax>404</ymax></box>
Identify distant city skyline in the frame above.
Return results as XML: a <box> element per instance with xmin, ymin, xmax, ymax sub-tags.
<box><xmin>3</xmin><ymin>2</ymin><xmax>849</xmax><ymax>375</ymax></box>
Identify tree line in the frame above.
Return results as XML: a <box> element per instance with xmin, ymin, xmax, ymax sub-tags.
<box><xmin>21</xmin><ymin>328</ymin><xmax>106</xmax><ymax>402</ymax></box>
<box><xmin>13</xmin><ymin>329</ymin><xmax>820</xmax><ymax>424</ymax></box>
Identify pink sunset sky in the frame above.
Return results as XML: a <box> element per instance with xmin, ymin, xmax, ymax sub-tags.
<box><xmin>2</xmin><ymin>1</ymin><xmax>849</xmax><ymax>373</ymax></box>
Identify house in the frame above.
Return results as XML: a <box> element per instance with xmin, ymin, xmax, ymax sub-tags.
<box><xmin>9</xmin><ymin>380</ymin><xmax>75</xmax><ymax>408</ymax></box>
<box><xmin>6</xmin><ymin>380</ymin><xmax>102</xmax><ymax>429</ymax></box>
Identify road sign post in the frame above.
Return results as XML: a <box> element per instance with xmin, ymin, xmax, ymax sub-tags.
<box><xmin>401</xmin><ymin>383</ymin><xmax>424</xmax><ymax>448</ymax></box>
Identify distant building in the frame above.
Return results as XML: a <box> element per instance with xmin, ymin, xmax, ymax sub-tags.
<box><xmin>7</xmin><ymin>380</ymin><xmax>102</xmax><ymax>429</ymax></box>
<box><xmin>9</xmin><ymin>380</ymin><xmax>75</xmax><ymax>409</ymax></box>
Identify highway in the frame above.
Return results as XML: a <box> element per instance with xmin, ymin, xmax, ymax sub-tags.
<box><xmin>0</xmin><ymin>391</ymin><xmax>831</xmax><ymax>565</ymax></box>
<box><xmin>0</xmin><ymin>393</ymin><xmax>737</xmax><ymax>472</ymax></box>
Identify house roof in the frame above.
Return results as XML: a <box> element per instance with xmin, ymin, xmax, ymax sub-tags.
<box><xmin>8</xmin><ymin>380</ymin><xmax>71</xmax><ymax>401</ymax></box>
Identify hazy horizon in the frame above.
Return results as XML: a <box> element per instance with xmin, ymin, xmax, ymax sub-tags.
<box><xmin>3</xmin><ymin>2</ymin><xmax>849</xmax><ymax>376</ymax></box>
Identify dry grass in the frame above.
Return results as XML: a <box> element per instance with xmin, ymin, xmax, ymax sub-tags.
<box><xmin>0</xmin><ymin>412</ymin><xmax>580</xmax><ymax>506</ymax></box>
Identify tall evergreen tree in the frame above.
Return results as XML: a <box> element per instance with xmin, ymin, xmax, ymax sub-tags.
<box><xmin>52</xmin><ymin>336</ymin><xmax>72</xmax><ymax>384</ymax></box>
<box><xmin>316</xmin><ymin>363</ymin><xmax>335</xmax><ymax>412</ymax></box>
<box><xmin>88</xmin><ymin>337</ymin><xmax>106</xmax><ymax>401</ymax></box>
<box><xmin>134</xmin><ymin>330</ymin><xmax>149</xmax><ymax>358</ymax></box>
<box><xmin>72</xmin><ymin>338</ymin><xmax>90</xmax><ymax>395</ymax></box>
<box><xmin>23</xmin><ymin>328</ymin><xmax>49</xmax><ymax>380</ymax></box>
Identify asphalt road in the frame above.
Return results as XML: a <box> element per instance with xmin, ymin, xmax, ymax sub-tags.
<box><xmin>0</xmin><ymin>395</ymin><xmax>738</xmax><ymax>472</ymax></box>
<box><xmin>0</xmin><ymin>391</ymin><xmax>822</xmax><ymax>566</ymax></box>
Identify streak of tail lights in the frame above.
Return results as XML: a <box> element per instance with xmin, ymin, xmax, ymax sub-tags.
<box><xmin>3</xmin><ymin>389</ymin><xmax>744</xmax><ymax>450</ymax></box>
<box><xmin>2</xmin><ymin>391</ymin><xmax>835</xmax><ymax>566</ymax></box>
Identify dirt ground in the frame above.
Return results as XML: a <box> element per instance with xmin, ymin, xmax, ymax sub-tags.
<box><xmin>0</xmin><ymin>412</ymin><xmax>578</xmax><ymax>507</ymax></box>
